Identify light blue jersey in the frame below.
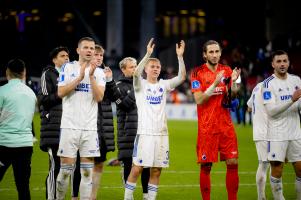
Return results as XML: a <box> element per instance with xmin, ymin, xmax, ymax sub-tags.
<box><xmin>0</xmin><ymin>79</ymin><xmax>36</xmax><ymax>147</ymax></box>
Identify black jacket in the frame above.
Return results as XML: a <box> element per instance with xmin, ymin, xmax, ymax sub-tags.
<box><xmin>37</xmin><ymin>66</ymin><xmax>62</xmax><ymax>152</ymax></box>
<box><xmin>97</xmin><ymin>88</ymin><xmax>115</xmax><ymax>152</ymax></box>
<box><xmin>106</xmin><ymin>75</ymin><xmax>138</xmax><ymax>160</ymax></box>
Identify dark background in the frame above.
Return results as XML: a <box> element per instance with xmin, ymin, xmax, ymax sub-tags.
<box><xmin>0</xmin><ymin>0</ymin><xmax>300</xmax><ymax>78</ymax></box>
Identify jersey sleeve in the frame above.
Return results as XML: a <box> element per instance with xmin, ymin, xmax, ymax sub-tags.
<box><xmin>190</xmin><ymin>68</ymin><xmax>202</xmax><ymax>93</ymax></box>
<box><xmin>262</xmin><ymin>79</ymin><xmax>275</xmax><ymax>105</ymax></box>
<box><xmin>58</xmin><ymin>63</ymin><xmax>70</xmax><ymax>86</ymax></box>
<box><xmin>95</xmin><ymin>68</ymin><xmax>106</xmax><ymax>87</ymax></box>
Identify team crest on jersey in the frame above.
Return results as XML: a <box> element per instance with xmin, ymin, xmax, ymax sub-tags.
<box><xmin>201</xmin><ymin>154</ymin><xmax>207</xmax><ymax>160</ymax></box>
<box><xmin>263</xmin><ymin>91</ymin><xmax>271</xmax><ymax>100</ymax></box>
<box><xmin>192</xmin><ymin>80</ymin><xmax>200</xmax><ymax>89</ymax></box>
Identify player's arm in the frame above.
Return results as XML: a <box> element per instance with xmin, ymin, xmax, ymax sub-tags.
<box><xmin>133</xmin><ymin>38</ymin><xmax>155</xmax><ymax>91</ymax></box>
<box><xmin>89</xmin><ymin>64</ymin><xmax>105</xmax><ymax>102</ymax></box>
<box><xmin>231</xmin><ymin>67</ymin><xmax>241</xmax><ymax>95</ymax></box>
<box><xmin>169</xmin><ymin>40</ymin><xmax>186</xmax><ymax>88</ymax></box>
<box><xmin>193</xmin><ymin>71</ymin><xmax>224</xmax><ymax>105</ymax></box>
<box><xmin>264</xmin><ymin>88</ymin><xmax>301</xmax><ymax>117</ymax></box>
<box><xmin>38</xmin><ymin>71</ymin><xmax>61</xmax><ymax>108</ymax></box>
<box><xmin>58</xmin><ymin>64</ymin><xmax>85</xmax><ymax>98</ymax></box>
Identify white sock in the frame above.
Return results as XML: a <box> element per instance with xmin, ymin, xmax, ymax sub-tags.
<box><xmin>91</xmin><ymin>171</ymin><xmax>102</xmax><ymax>200</ymax></box>
<box><xmin>270</xmin><ymin>176</ymin><xmax>285</xmax><ymax>200</ymax></box>
<box><xmin>143</xmin><ymin>193</ymin><xmax>149</xmax><ymax>200</ymax></box>
<box><xmin>148</xmin><ymin>184</ymin><xmax>158</xmax><ymax>200</ymax></box>
<box><xmin>124</xmin><ymin>181</ymin><xmax>136</xmax><ymax>200</ymax></box>
<box><xmin>56</xmin><ymin>164</ymin><xmax>74</xmax><ymax>200</ymax></box>
<box><xmin>80</xmin><ymin>163</ymin><xmax>94</xmax><ymax>200</ymax></box>
<box><xmin>256</xmin><ymin>161</ymin><xmax>269</xmax><ymax>200</ymax></box>
<box><xmin>296</xmin><ymin>176</ymin><xmax>301</xmax><ymax>200</ymax></box>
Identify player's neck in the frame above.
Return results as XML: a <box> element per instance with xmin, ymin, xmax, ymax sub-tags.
<box><xmin>78</xmin><ymin>59</ymin><xmax>90</xmax><ymax>68</ymax></box>
<box><xmin>274</xmin><ymin>72</ymin><xmax>287</xmax><ymax>80</ymax></box>
<box><xmin>147</xmin><ymin>76</ymin><xmax>157</xmax><ymax>84</ymax></box>
<box><xmin>206</xmin><ymin>63</ymin><xmax>218</xmax><ymax>72</ymax></box>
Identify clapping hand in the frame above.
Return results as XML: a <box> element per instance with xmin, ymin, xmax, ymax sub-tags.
<box><xmin>231</xmin><ymin>67</ymin><xmax>241</xmax><ymax>82</ymax></box>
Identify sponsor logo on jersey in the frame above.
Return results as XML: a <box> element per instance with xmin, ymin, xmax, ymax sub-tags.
<box><xmin>280</xmin><ymin>94</ymin><xmax>292</xmax><ymax>101</ymax></box>
<box><xmin>75</xmin><ymin>83</ymin><xmax>91</xmax><ymax>92</ymax></box>
<box><xmin>192</xmin><ymin>80</ymin><xmax>200</xmax><ymax>89</ymax></box>
<box><xmin>263</xmin><ymin>91</ymin><xmax>271</xmax><ymax>100</ymax></box>
<box><xmin>147</xmin><ymin>94</ymin><xmax>163</xmax><ymax>104</ymax></box>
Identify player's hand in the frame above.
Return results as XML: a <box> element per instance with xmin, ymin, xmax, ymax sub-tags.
<box><xmin>104</xmin><ymin>66</ymin><xmax>113</xmax><ymax>80</ymax></box>
<box><xmin>292</xmin><ymin>88</ymin><xmax>301</xmax><ymax>102</ymax></box>
<box><xmin>176</xmin><ymin>40</ymin><xmax>185</xmax><ymax>57</ymax></box>
<box><xmin>147</xmin><ymin>38</ymin><xmax>155</xmax><ymax>55</ymax></box>
<box><xmin>89</xmin><ymin>62</ymin><xmax>97</xmax><ymax>77</ymax></box>
<box><xmin>79</xmin><ymin>64</ymin><xmax>86</xmax><ymax>81</ymax></box>
<box><xmin>231</xmin><ymin>67</ymin><xmax>241</xmax><ymax>81</ymax></box>
<box><xmin>213</xmin><ymin>70</ymin><xmax>224</xmax><ymax>86</ymax></box>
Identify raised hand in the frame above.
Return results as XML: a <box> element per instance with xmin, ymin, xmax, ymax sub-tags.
<box><xmin>89</xmin><ymin>62</ymin><xmax>98</xmax><ymax>77</ymax></box>
<box><xmin>147</xmin><ymin>38</ymin><xmax>155</xmax><ymax>55</ymax></box>
<box><xmin>231</xmin><ymin>67</ymin><xmax>241</xmax><ymax>82</ymax></box>
<box><xmin>176</xmin><ymin>40</ymin><xmax>185</xmax><ymax>57</ymax></box>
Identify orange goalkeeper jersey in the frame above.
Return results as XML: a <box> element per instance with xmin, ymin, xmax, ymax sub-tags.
<box><xmin>190</xmin><ymin>63</ymin><xmax>234</xmax><ymax>135</ymax></box>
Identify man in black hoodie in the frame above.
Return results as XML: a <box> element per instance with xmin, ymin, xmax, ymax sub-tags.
<box><xmin>106</xmin><ymin>57</ymin><xmax>150</xmax><ymax>200</ymax></box>
<box><xmin>38</xmin><ymin>46</ymin><xmax>80</xmax><ymax>200</ymax></box>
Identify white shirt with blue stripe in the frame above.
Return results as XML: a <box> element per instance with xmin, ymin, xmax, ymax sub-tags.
<box><xmin>262</xmin><ymin>74</ymin><xmax>301</xmax><ymax>141</ymax></box>
<box><xmin>58</xmin><ymin>61</ymin><xmax>106</xmax><ymax>130</ymax></box>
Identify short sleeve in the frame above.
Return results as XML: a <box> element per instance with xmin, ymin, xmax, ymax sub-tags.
<box><xmin>262</xmin><ymin>80</ymin><xmax>275</xmax><ymax>105</ymax></box>
<box><xmin>58</xmin><ymin>63</ymin><xmax>69</xmax><ymax>86</ymax></box>
<box><xmin>95</xmin><ymin>68</ymin><xmax>106</xmax><ymax>87</ymax></box>
<box><xmin>190</xmin><ymin>68</ymin><xmax>202</xmax><ymax>93</ymax></box>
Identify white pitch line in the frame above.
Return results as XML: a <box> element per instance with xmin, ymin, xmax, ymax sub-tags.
<box><xmin>0</xmin><ymin>182</ymin><xmax>295</xmax><ymax>191</ymax></box>
<box><xmin>31</xmin><ymin>170</ymin><xmax>295</xmax><ymax>175</ymax></box>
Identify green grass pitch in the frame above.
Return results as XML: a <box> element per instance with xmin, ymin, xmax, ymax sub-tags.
<box><xmin>0</xmin><ymin>114</ymin><xmax>296</xmax><ymax>199</ymax></box>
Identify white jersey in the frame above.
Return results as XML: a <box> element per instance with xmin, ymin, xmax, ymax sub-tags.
<box><xmin>135</xmin><ymin>78</ymin><xmax>173</xmax><ymax>135</ymax></box>
<box><xmin>247</xmin><ymin>82</ymin><xmax>268</xmax><ymax>141</ymax></box>
<box><xmin>58</xmin><ymin>61</ymin><xmax>106</xmax><ymax>130</ymax></box>
<box><xmin>262</xmin><ymin>74</ymin><xmax>301</xmax><ymax>141</ymax></box>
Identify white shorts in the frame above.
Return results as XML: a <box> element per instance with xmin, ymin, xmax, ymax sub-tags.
<box><xmin>268</xmin><ymin>139</ymin><xmax>301</xmax><ymax>162</ymax></box>
<box><xmin>133</xmin><ymin>134</ymin><xmax>169</xmax><ymax>168</ymax></box>
<box><xmin>57</xmin><ymin>128</ymin><xmax>100</xmax><ymax>158</ymax></box>
<box><xmin>255</xmin><ymin>141</ymin><xmax>268</xmax><ymax>162</ymax></box>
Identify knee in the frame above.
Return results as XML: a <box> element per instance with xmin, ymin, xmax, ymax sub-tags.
<box><xmin>59</xmin><ymin>164</ymin><xmax>74</xmax><ymax>180</ymax></box>
<box><xmin>150</xmin><ymin>167</ymin><xmax>162</xmax><ymax>178</ymax></box>
<box><xmin>80</xmin><ymin>164</ymin><xmax>93</xmax><ymax>183</ymax></box>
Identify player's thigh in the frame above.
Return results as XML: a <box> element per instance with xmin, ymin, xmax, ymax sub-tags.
<box><xmin>133</xmin><ymin>135</ymin><xmax>155</xmax><ymax>167</ymax></box>
<box><xmin>287</xmin><ymin>139</ymin><xmax>301</xmax><ymax>162</ymax></box>
<box><xmin>197</xmin><ymin>133</ymin><xmax>219</xmax><ymax>163</ymax></box>
<box><xmin>255</xmin><ymin>140</ymin><xmax>268</xmax><ymax>162</ymax></box>
<box><xmin>268</xmin><ymin>141</ymin><xmax>288</xmax><ymax>162</ymax></box>
<box><xmin>80</xmin><ymin>130</ymin><xmax>100</xmax><ymax>158</ymax></box>
<box><xmin>219</xmin><ymin>131</ymin><xmax>238</xmax><ymax>161</ymax></box>
<box><xmin>57</xmin><ymin>129</ymin><xmax>80</xmax><ymax>158</ymax></box>
<box><xmin>153</xmin><ymin>135</ymin><xmax>169</xmax><ymax>168</ymax></box>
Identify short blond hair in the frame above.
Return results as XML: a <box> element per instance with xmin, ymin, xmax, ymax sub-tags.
<box><xmin>119</xmin><ymin>57</ymin><xmax>137</xmax><ymax>69</ymax></box>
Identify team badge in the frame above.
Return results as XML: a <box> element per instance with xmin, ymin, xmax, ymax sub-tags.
<box><xmin>201</xmin><ymin>154</ymin><xmax>207</xmax><ymax>160</ymax></box>
<box><xmin>263</xmin><ymin>91</ymin><xmax>271</xmax><ymax>100</ymax></box>
<box><xmin>192</xmin><ymin>80</ymin><xmax>200</xmax><ymax>89</ymax></box>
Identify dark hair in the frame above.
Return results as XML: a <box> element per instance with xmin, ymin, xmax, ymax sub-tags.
<box><xmin>203</xmin><ymin>40</ymin><xmax>221</xmax><ymax>53</ymax></box>
<box><xmin>49</xmin><ymin>46</ymin><xmax>69</xmax><ymax>61</ymax></box>
<box><xmin>6</xmin><ymin>58</ymin><xmax>26</xmax><ymax>78</ymax></box>
<box><xmin>271</xmin><ymin>50</ymin><xmax>288</xmax><ymax>61</ymax></box>
<box><xmin>78</xmin><ymin>37</ymin><xmax>94</xmax><ymax>46</ymax></box>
